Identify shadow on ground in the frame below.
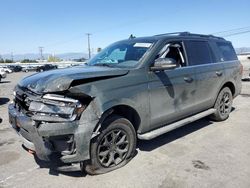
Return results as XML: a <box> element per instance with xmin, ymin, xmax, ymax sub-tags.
<box><xmin>138</xmin><ymin>117</ymin><xmax>213</xmax><ymax>152</ymax></box>
<box><xmin>30</xmin><ymin>116</ymin><xmax>216</xmax><ymax>177</ymax></box>
<box><xmin>33</xmin><ymin>153</ymin><xmax>86</xmax><ymax>178</ymax></box>
<box><xmin>0</xmin><ymin>81</ymin><xmax>11</xmax><ymax>84</ymax></box>
<box><xmin>0</xmin><ymin>97</ymin><xmax>10</xmax><ymax>105</ymax></box>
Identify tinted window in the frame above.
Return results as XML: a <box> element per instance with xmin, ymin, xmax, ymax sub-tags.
<box><xmin>185</xmin><ymin>41</ymin><xmax>213</xmax><ymax>65</ymax></box>
<box><xmin>216</xmin><ymin>42</ymin><xmax>237</xmax><ymax>61</ymax></box>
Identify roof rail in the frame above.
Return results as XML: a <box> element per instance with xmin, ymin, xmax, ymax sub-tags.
<box><xmin>154</xmin><ymin>32</ymin><xmax>190</xmax><ymax>36</ymax></box>
<box><xmin>155</xmin><ymin>32</ymin><xmax>225</xmax><ymax>40</ymax></box>
<box><xmin>185</xmin><ymin>33</ymin><xmax>225</xmax><ymax>40</ymax></box>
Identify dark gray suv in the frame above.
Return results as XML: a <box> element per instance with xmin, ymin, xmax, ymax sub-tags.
<box><xmin>9</xmin><ymin>32</ymin><xmax>242</xmax><ymax>174</ymax></box>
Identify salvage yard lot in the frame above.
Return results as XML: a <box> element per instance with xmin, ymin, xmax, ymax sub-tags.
<box><xmin>1</xmin><ymin>72</ymin><xmax>250</xmax><ymax>188</ymax></box>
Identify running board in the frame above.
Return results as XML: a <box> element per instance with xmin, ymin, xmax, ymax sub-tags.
<box><xmin>138</xmin><ymin>108</ymin><xmax>216</xmax><ymax>140</ymax></box>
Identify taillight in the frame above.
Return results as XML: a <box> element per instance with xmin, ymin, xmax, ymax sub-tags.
<box><xmin>240</xmin><ymin>63</ymin><xmax>243</xmax><ymax>75</ymax></box>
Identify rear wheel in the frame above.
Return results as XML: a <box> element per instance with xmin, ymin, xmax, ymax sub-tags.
<box><xmin>81</xmin><ymin>115</ymin><xmax>136</xmax><ymax>175</ymax></box>
<box><xmin>210</xmin><ymin>87</ymin><xmax>233</xmax><ymax>121</ymax></box>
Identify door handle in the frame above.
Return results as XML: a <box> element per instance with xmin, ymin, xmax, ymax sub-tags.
<box><xmin>216</xmin><ymin>71</ymin><xmax>223</xmax><ymax>76</ymax></box>
<box><xmin>184</xmin><ymin>77</ymin><xmax>193</xmax><ymax>83</ymax></box>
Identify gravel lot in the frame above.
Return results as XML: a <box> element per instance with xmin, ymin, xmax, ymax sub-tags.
<box><xmin>0</xmin><ymin>71</ymin><xmax>250</xmax><ymax>188</ymax></box>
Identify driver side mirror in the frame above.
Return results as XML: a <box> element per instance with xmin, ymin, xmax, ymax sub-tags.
<box><xmin>150</xmin><ymin>58</ymin><xmax>177</xmax><ymax>71</ymax></box>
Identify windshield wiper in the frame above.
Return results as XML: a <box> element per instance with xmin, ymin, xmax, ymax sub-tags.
<box><xmin>92</xmin><ymin>63</ymin><xmax>115</xmax><ymax>67</ymax></box>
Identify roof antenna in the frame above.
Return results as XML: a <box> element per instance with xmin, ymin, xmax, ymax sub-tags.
<box><xmin>129</xmin><ymin>34</ymin><xmax>136</xmax><ymax>39</ymax></box>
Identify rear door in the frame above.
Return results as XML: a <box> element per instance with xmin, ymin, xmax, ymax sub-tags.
<box><xmin>184</xmin><ymin>40</ymin><xmax>224</xmax><ymax>112</ymax></box>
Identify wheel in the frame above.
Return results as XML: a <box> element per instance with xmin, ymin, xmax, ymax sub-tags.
<box><xmin>210</xmin><ymin>87</ymin><xmax>233</xmax><ymax>121</ymax></box>
<box><xmin>25</xmin><ymin>70</ymin><xmax>28</xmax><ymax>72</ymax></box>
<box><xmin>81</xmin><ymin>115</ymin><xmax>136</xmax><ymax>175</ymax></box>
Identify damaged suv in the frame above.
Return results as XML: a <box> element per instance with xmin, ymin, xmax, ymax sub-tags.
<box><xmin>9</xmin><ymin>32</ymin><xmax>242</xmax><ymax>174</ymax></box>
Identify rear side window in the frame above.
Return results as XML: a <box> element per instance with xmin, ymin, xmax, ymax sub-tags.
<box><xmin>216</xmin><ymin>42</ymin><xmax>237</xmax><ymax>61</ymax></box>
<box><xmin>185</xmin><ymin>41</ymin><xmax>213</xmax><ymax>66</ymax></box>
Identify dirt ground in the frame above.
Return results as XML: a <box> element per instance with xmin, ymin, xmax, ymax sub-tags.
<box><xmin>0</xmin><ymin>69</ymin><xmax>250</xmax><ymax>188</ymax></box>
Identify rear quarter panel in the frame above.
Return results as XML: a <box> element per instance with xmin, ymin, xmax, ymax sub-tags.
<box><xmin>221</xmin><ymin>60</ymin><xmax>242</xmax><ymax>97</ymax></box>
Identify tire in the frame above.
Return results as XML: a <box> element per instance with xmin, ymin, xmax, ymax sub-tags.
<box><xmin>81</xmin><ymin>115</ymin><xmax>137</xmax><ymax>175</ymax></box>
<box><xmin>210</xmin><ymin>87</ymin><xmax>233</xmax><ymax>121</ymax></box>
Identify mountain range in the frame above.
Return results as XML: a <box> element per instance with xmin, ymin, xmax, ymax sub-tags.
<box><xmin>235</xmin><ymin>47</ymin><xmax>250</xmax><ymax>54</ymax></box>
<box><xmin>0</xmin><ymin>52</ymin><xmax>89</xmax><ymax>61</ymax></box>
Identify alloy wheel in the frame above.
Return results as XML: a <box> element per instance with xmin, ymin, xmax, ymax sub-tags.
<box><xmin>97</xmin><ymin>129</ymin><xmax>129</xmax><ymax>168</ymax></box>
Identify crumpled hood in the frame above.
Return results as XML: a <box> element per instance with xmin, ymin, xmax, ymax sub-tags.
<box><xmin>18</xmin><ymin>65</ymin><xmax>129</xmax><ymax>93</ymax></box>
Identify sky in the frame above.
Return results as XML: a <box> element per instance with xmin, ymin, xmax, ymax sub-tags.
<box><xmin>0</xmin><ymin>0</ymin><xmax>250</xmax><ymax>55</ymax></box>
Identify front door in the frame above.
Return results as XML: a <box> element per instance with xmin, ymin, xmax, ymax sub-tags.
<box><xmin>148</xmin><ymin>41</ymin><xmax>196</xmax><ymax>130</ymax></box>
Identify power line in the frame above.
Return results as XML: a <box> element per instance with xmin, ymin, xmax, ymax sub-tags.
<box><xmin>222</xmin><ymin>29</ymin><xmax>250</xmax><ymax>37</ymax></box>
<box><xmin>211</xmin><ymin>26</ymin><xmax>250</xmax><ymax>35</ymax></box>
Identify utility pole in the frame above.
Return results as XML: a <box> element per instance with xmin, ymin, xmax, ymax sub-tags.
<box><xmin>39</xmin><ymin>47</ymin><xmax>44</xmax><ymax>60</ymax></box>
<box><xmin>86</xmin><ymin>33</ymin><xmax>92</xmax><ymax>59</ymax></box>
<box><xmin>11</xmin><ymin>52</ymin><xmax>14</xmax><ymax>62</ymax></box>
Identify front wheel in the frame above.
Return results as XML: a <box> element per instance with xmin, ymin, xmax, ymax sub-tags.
<box><xmin>81</xmin><ymin>115</ymin><xmax>136</xmax><ymax>175</ymax></box>
<box><xmin>210</xmin><ymin>87</ymin><xmax>233</xmax><ymax>121</ymax></box>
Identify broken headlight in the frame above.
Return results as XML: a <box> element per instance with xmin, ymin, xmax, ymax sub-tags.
<box><xmin>29</xmin><ymin>94</ymin><xmax>84</xmax><ymax>120</ymax></box>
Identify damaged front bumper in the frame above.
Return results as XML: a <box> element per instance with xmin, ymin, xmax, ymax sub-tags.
<box><xmin>8</xmin><ymin>101</ymin><xmax>99</xmax><ymax>164</ymax></box>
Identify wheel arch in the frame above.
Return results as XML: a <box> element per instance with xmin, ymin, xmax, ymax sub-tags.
<box><xmin>213</xmin><ymin>81</ymin><xmax>236</xmax><ymax>106</ymax></box>
<box><xmin>220</xmin><ymin>81</ymin><xmax>236</xmax><ymax>96</ymax></box>
<box><xmin>93</xmin><ymin>104</ymin><xmax>141</xmax><ymax>136</ymax></box>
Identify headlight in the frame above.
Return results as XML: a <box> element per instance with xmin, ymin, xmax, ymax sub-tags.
<box><xmin>29</xmin><ymin>101</ymin><xmax>76</xmax><ymax>116</ymax></box>
<box><xmin>29</xmin><ymin>94</ymin><xmax>84</xmax><ymax>120</ymax></box>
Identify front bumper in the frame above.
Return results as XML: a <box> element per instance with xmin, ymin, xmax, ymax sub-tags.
<box><xmin>8</xmin><ymin>102</ymin><xmax>99</xmax><ymax>164</ymax></box>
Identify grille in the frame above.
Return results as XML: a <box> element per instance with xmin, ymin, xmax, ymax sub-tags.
<box><xmin>14</xmin><ymin>87</ymin><xmax>37</xmax><ymax>112</ymax></box>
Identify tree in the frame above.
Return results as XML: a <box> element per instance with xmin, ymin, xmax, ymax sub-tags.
<box><xmin>48</xmin><ymin>55</ymin><xmax>61</xmax><ymax>62</ymax></box>
<box><xmin>4</xmin><ymin>59</ymin><xmax>13</xmax><ymax>63</ymax></box>
<box><xmin>21</xmin><ymin>59</ymin><xmax>37</xmax><ymax>63</ymax></box>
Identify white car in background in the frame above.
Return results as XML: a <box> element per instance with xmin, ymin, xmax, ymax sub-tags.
<box><xmin>0</xmin><ymin>67</ymin><xmax>12</xmax><ymax>73</ymax></box>
<box><xmin>0</xmin><ymin>68</ymin><xmax>7</xmax><ymax>82</ymax></box>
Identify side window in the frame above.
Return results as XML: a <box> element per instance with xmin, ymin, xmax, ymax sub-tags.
<box><xmin>155</xmin><ymin>42</ymin><xmax>186</xmax><ymax>67</ymax></box>
<box><xmin>216</xmin><ymin>42</ymin><xmax>237</xmax><ymax>61</ymax></box>
<box><xmin>185</xmin><ymin>41</ymin><xmax>213</xmax><ymax>66</ymax></box>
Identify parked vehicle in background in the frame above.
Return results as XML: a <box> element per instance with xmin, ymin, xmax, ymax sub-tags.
<box><xmin>22</xmin><ymin>66</ymin><xmax>37</xmax><ymax>72</ymax></box>
<box><xmin>0</xmin><ymin>66</ymin><xmax>12</xmax><ymax>73</ymax></box>
<box><xmin>36</xmin><ymin>64</ymin><xmax>57</xmax><ymax>72</ymax></box>
<box><xmin>9</xmin><ymin>32</ymin><xmax>242</xmax><ymax>175</ymax></box>
<box><xmin>0</xmin><ymin>68</ymin><xmax>7</xmax><ymax>82</ymax></box>
<box><xmin>7</xmin><ymin>65</ymin><xmax>22</xmax><ymax>72</ymax></box>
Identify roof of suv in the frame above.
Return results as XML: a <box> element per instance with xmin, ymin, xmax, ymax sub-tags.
<box><xmin>125</xmin><ymin>32</ymin><xmax>227</xmax><ymax>43</ymax></box>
